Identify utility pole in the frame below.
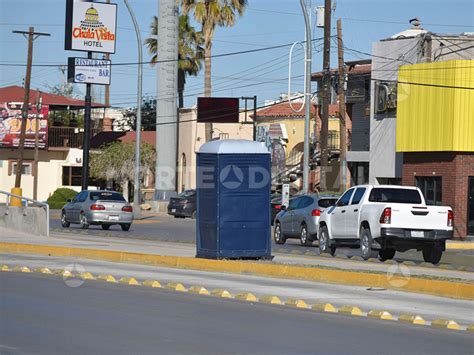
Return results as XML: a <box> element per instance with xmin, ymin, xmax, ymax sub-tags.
<box><xmin>337</xmin><ymin>19</ymin><xmax>347</xmax><ymax>192</ymax></box>
<box><xmin>11</xmin><ymin>27</ymin><xmax>49</xmax><ymax>201</ymax></box>
<box><xmin>300</xmin><ymin>0</ymin><xmax>312</xmax><ymax>193</ymax></box>
<box><xmin>320</xmin><ymin>0</ymin><xmax>331</xmax><ymax>192</ymax></box>
<box><xmin>104</xmin><ymin>0</ymin><xmax>111</xmax><ymax>131</ymax></box>
<box><xmin>33</xmin><ymin>90</ymin><xmax>42</xmax><ymax>200</ymax></box>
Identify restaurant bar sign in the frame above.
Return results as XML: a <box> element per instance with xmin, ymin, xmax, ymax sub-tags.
<box><xmin>65</xmin><ymin>0</ymin><xmax>117</xmax><ymax>54</ymax></box>
<box><xmin>68</xmin><ymin>57</ymin><xmax>111</xmax><ymax>85</ymax></box>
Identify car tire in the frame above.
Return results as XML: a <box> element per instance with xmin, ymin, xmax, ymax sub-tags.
<box><xmin>121</xmin><ymin>223</ymin><xmax>131</xmax><ymax>232</ymax></box>
<box><xmin>274</xmin><ymin>222</ymin><xmax>286</xmax><ymax>245</ymax></box>
<box><xmin>360</xmin><ymin>227</ymin><xmax>378</xmax><ymax>260</ymax></box>
<box><xmin>422</xmin><ymin>246</ymin><xmax>442</xmax><ymax>265</ymax></box>
<box><xmin>379</xmin><ymin>248</ymin><xmax>396</xmax><ymax>261</ymax></box>
<box><xmin>61</xmin><ymin>211</ymin><xmax>70</xmax><ymax>228</ymax></box>
<box><xmin>80</xmin><ymin>214</ymin><xmax>89</xmax><ymax>229</ymax></box>
<box><xmin>191</xmin><ymin>211</ymin><xmax>197</xmax><ymax>219</ymax></box>
<box><xmin>299</xmin><ymin>224</ymin><xmax>312</xmax><ymax>246</ymax></box>
<box><xmin>319</xmin><ymin>225</ymin><xmax>336</xmax><ymax>256</ymax></box>
<box><xmin>101</xmin><ymin>224</ymin><xmax>111</xmax><ymax>230</ymax></box>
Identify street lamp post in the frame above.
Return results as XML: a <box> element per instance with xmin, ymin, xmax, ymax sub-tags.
<box><xmin>124</xmin><ymin>0</ymin><xmax>143</xmax><ymax>213</ymax></box>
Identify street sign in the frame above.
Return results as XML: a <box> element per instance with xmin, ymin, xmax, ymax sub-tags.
<box><xmin>282</xmin><ymin>183</ymin><xmax>290</xmax><ymax>208</ymax></box>
<box><xmin>68</xmin><ymin>57</ymin><xmax>111</xmax><ymax>85</ymax></box>
<box><xmin>65</xmin><ymin>0</ymin><xmax>117</xmax><ymax>54</ymax></box>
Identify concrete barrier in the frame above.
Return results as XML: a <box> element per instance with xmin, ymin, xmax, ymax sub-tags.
<box><xmin>0</xmin><ymin>206</ymin><xmax>48</xmax><ymax>237</ymax></box>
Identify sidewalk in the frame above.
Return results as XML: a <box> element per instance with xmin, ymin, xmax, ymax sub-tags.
<box><xmin>1</xmin><ymin>227</ymin><xmax>473</xmax><ymax>300</ymax></box>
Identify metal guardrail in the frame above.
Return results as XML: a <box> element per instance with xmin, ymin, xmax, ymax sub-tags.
<box><xmin>0</xmin><ymin>190</ymin><xmax>50</xmax><ymax>237</ymax></box>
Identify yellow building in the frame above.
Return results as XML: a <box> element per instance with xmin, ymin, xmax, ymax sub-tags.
<box><xmin>396</xmin><ymin>60</ymin><xmax>474</xmax><ymax>238</ymax></box>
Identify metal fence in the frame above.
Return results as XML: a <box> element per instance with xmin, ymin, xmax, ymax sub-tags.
<box><xmin>48</xmin><ymin>127</ymin><xmax>101</xmax><ymax>148</ymax></box>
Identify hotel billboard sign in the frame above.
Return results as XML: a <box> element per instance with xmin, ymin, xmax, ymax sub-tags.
<box><xmin>65</xmin><ymin>0</ymin><xmax>117</xmax><ymax>54</ymax></box>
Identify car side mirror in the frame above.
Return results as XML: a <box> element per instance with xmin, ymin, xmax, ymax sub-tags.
<box><xmin>67</xmin><ymin>199</ymin><xmax>72</xmax><ymax>203</ymax></box>
<box><xmin>281</xmin><ymin>205</ymin><xmax>287</xmax><ymax>211</ymax></box>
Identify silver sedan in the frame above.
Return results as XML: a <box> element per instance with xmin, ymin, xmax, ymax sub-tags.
<box><xmin>61</xmin><ymin>190</ymin><xmax>134</xmax><ymax>231</ymax></box>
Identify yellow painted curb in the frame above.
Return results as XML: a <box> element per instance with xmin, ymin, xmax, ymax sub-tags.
<box><xmin>235</xmin><ymin>292</ymin><xmax>257</xmax><ymax>302</ymax></box>
<box><xmin>431</xmin><ymin>319</ymin><xmax>461</xmax><ymax>330</ymax></box>
<box><xmin>35</xmin><ymin>267</ymin><xmax>53</xmax><ymax>274</ymax></box>
<box><xmin>1</xmin><ymin>241</ymin><xmax>473</xmax><ymax>300</ymax></box>
<box><xmin>119</xmin><ymin>277</ymin><xmax>140</xmax><ymax>285</ymax></box>
<box><xmin>1</xmin><ymin>265</ymin><xmax>11</xmax><ymax>272</ymax></box>
<box><xmin>142</xmin><ymin>280</ymin><xmax>162</xmax><ymax>288</ymax></box>
<box><xmin>339</xmin><ymin>305</ymin><xmax>364</xmax><ymax>316</ymax></box>
<box><xmin>188</xmin><ymin>285</ymin><xmax>210</xmax><ymax>295</ymax></box>
<box><xmin>97</xmin><ymin>274</ymin><xmax>118</xmax><ymax>283</ymax></box>
<box><xmin>398</xmin><ymin>314</ymin><xmax>426</xmax><ymax>325</ymax></box>
<box><xmin>259</xmin><ymin>295</ymin><xmax>282</xmax><ymax>305</ymax></box>
<box><xmin>79</xmin><ymin>272</ymin><xmax>95</xmax><ymax>280</ymax></box>
<box><xmin>210</xmin><ymin>289</ymin><xmax>233</xmax><ymax>298</ymax></box>
<box><xmin>368</xmin><ymin>310</ymin><xmax>394</xmax><ymax>320</ymax></box>
<box><xmin>446</xmin><ymin>241</ymin><xmax>474</xmax><ymax>250</ymax></box>
<box><xmin>13</xmin><ymin>266</ymin><xmax>31</xmax><ymax>273</ymax></box>
<box><xmin>312</xmin><ymin>303</ymin><xmax>338</xmax><ymax>313</ymax></box>
<box><xmin>285</xmin><ymin>299</ymin><xmax>309</xmax><ymax>309</ymax></box>
<box><xmin>166</xmin><ymin>282</ymin><xmax>187</xmax><ymax>292</ymax></box>
<box><xmin>467</xmin><ymin>324</ymin><xmax>474</xmax><ymax>332</ymax></box>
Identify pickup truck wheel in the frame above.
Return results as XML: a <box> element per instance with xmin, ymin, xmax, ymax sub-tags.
<box><xmin>274</xmin><ymin>223</ymin><xmax>286</xmax><ymax>245</ymax></box>
<box><xmin>379</xmin><ymin>248</ymin><xmax>396</xmax><ymax>261</ymax></box>
<box><xmin>319</xmin><ymin>226</ymin><xmax>335</xmax><ymax>256</ymax></box>
<box><xmin>360</xmin><ymin>228</ymin><xmax>378</xmax><ymax>260</ymax></box>
<box><xmin>422</xmin><ymin>246</ymin><xmax>442</xmax><ymax>265</ymax></box>
<box><xmin>299</xmin><ymin>224</ymin><xmax>312</xmax><ymax>246</ymax></box>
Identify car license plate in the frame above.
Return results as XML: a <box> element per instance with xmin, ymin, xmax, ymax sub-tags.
<box><xmin>171</xmin><ymin>209</ymin><xmax>176</xmax><ymax>213</ymax></box>
<box><xmin>108</xmin><ymin>215</ymin><xmax>119</xmax><ymax>221</ymax></box>
<box><xmin>411</xmin><ymin>231</ymin><xmax>424</xmax><ymax>238</ymax></box>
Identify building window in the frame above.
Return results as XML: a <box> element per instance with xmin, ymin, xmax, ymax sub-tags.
<box><xmin>11</xmin><ymin>162</ymin><xmax>32</xmax><ymax>176</ymax></box>
<box><xmin>416</xmin><ymin>176</ymin><xmax>442</xmax><ymax>206</ymax></box>
<box><xmin>62</xmin><ymin>166</ymin><xmax>82</xmax><ymax>186</ymax></box>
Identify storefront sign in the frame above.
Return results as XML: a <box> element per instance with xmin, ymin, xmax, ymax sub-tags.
<box><xmin>68</xmin><ymin>57</ymin><xmax>111</xmax><ymax>85</ymax></box>
<box><xmin>65</xmin><ymin>0</ymin><xmax>117</xmax><ymax>54</ymax></box>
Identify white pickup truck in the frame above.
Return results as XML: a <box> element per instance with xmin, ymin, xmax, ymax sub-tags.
<box><xmin>317</xmin><ymin>185</ymin><xmax>453</xmax><ymax>264</ymax></box>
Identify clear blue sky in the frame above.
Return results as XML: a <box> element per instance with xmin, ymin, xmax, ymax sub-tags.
<box><xmin>1</xmin><ymin>0</ymin><xmax>473</xmax><ymax>109</ymax></box>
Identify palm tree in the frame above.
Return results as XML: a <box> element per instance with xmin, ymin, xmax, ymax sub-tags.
<box><xmin>145</xmin><ymin>15</ymin><xmax>204</xmax><ymax>108</ymax></box>
<box><xmin>181</xmin><ymin>0</ymin><xmax>248</xmax><ymax>141</ymax></box>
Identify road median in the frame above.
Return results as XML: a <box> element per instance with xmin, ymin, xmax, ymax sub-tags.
<box><xmin>0</xmin><ymin>241</ymin><xmax>473</xmax><ymax>300</ymax></box>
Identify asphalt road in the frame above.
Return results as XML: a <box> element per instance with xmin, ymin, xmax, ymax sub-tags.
<box><xmin>1</xmin><ymin>273</ymin><xmax>473</xmax><ymax>355</ymax></box>
<box><xmin>50</xmin><ymin>213</ymin><xmax>474</xmax><ymax>267</ymax></box>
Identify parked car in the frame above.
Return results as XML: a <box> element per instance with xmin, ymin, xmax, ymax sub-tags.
<box><xmin>317</xmin><ymin>185</ymin><xmax>453</xmax><ymax>264</ymax></box>
<box><xmin>270</xmin><ymin>194</ymin><xmax>285</xmax><ymax>225</ymax></box>
<box><xmin>167</xmin><ymin>190</ymin><xmax>197</xmax><ymax>219</ymax></box>
<box><xmin>273</xmin><ymin>194</ymin><xmax>338</xmax><ymax>246</ymax></box>
<box><xmin>61</xmin><ymin>190</ymin><xmax>133</xmax><ymax>231</ymax></box>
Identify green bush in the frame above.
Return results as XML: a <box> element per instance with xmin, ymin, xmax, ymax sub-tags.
<box><xmin>47</xmin><ymin>188</ymin><xmax>78</xmax><ymax>210</ymax></box>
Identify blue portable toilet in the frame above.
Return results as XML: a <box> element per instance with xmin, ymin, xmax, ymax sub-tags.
<box><xmin>196</xmin><ymin>139</ymin><xmax>272</xmax><ymax>259</ymax></box>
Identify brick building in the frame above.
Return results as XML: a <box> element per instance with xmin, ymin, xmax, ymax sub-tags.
<box><xmin>396</xmin><ymin>61</ymin><xmax>474</xmax><ymax>239</ymax></box>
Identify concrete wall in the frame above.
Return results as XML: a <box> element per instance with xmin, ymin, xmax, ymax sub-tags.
<box><xmin>0</xmin><ymin>148</ymin><xmax>83</xmax><ymax>203</ymax></box>
<box><xmin>369</xmin><ymin>37</ymin><xmax>421</xmax><ymax>183</ymax></box>
<box><xmin>0</xmin><ymin>205</ymin><xmax>48</xmax><ymax>236</ymax></box>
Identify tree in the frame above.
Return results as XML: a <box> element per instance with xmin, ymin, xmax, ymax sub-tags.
<box><xmin>144</xmin><ymin>14</ymin><xmax>204</xmax><ymax>108</ymax></box>
<box><xmin>120</xmin><ymin>96</ymin><xmax>157</xmax><ymax>131</ymax></box>
<box><xmin>181</xmin><ymin>0</ymin><xmax>248</xmax><ymax>141</ymax></box>
<box><xmin>90</xmin><ymin>141</ymin><xmax>156</xmax><ymax>201</ymax></box>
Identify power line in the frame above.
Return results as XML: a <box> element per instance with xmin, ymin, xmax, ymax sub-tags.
<box><xmin>0</xmin><ymin>38</ymin><xmax>326</xmax><ymax>68</ymax></box>
<box><xmin>340</xmin><ymin>17</ymin><xmax>474</xmax><ymax>28</ymax></box>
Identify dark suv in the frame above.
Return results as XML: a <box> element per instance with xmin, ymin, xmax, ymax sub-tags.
<box><xmin>167</xmin><ymin>190</ymin><xmax>197</xmax><ymax>219</ymax></box>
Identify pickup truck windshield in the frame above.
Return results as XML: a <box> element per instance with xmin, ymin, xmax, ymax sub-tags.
<box><xmin>368</xmin><ymin>188</ymin><xmax>422</xmax><ymax>204</ymax></box>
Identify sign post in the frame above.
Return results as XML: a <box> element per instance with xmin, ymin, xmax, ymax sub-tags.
<box><xmin>65</xmin><ymin>0</ymin><xmax>117</xmax><ymax>190</ymax></box>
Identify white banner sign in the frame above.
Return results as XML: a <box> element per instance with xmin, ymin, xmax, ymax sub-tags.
<box><xmin>65</xmin><ymin>0</ymin><xmax>117</xmax><ymax>54</ymax></box>
<box><xmin>68</xmin><ymin>57</ymin><xmax>111</xmax><ymax>85</ymax></box>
